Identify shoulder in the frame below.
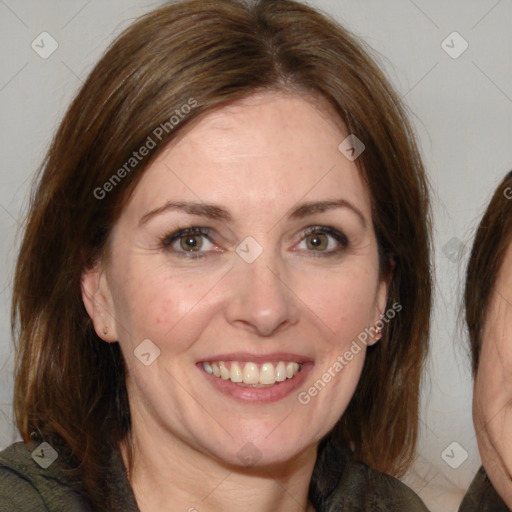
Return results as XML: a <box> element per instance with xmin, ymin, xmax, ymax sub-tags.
<box><xmin>0</xmin><ymin>441</ymin><xmax>92</xmax><ymax>512</ymax></box>
<box><xmin>340</xmin><ymin>457</ymin><xmax>430</xmax><ymax>511</ymax></box>
<box><xmin>0</xmin><ymin>466</ymin><xmax>45</xmax><ymax>511</ymax></box>
<box><xmin>310</xmin><ymin>439</ymin><xmax>429</xmax><ymax>512</ymax></box>
<box><xmin>0</xmin><ymin>442</ymin><xmax>46</xmax><ymax>511</ymax></box>
<box><xmin>458</xmin><ymin>466</ymin><xmax>509</xmax><ymax>512</ymax></box>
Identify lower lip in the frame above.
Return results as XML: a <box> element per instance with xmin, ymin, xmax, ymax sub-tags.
<box><xmin>197</xmin><ymin>362</ymin><xmax>313</xmax><ymax>403</ymax></box>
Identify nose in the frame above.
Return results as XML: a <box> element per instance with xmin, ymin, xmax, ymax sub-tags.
<box><xmin>224</xmin><ymin>251</ymin><xmax>300</xmax><ymax>337</ymax></box>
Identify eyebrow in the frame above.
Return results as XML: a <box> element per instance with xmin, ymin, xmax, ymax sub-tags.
<box><xmin>290</xmin><ymin>199</ymin><xmax>366</xmax><ymax>227</ymax></box>
<box><xmin>139</xmin><ymin>201</ymin><xmax>232</xmax><ymax>226</ymax></box>
<box><xmin>138</xmin><ymin>199</ymin><xmax>367</xmax><ymax>228</ymax></box>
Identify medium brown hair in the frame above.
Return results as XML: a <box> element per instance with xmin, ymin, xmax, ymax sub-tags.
<box><xmin>465</xmin><ymin>171</ymin><xmax>512</xmax><ymax>375</ymax></box>
<box><xmin>11</xmin><ymin>0</ymin><xmax>431</xmax><ymax>508</ymax></box>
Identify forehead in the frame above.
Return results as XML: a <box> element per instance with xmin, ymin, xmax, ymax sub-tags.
<box><xmin>125</xmin><ymin>91</ymin><xmax>372</xmax><ymax>222</ymax></box>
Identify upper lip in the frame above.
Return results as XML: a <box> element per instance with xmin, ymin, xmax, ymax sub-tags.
<box><xmin>198</xmin><ymin>352</ymin><xmax>313</xmax><ymax>364</ymax></box>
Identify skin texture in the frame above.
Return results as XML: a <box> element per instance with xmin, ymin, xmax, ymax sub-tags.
<box><xmin>82</xmin><ymin>91</ymin><xmax>389</xmax><ymax>512</ymax></box>
<box><xmin>473</xmin><ymin>240</ymin><xmax>512</xmax><ymax>508</ymax></box>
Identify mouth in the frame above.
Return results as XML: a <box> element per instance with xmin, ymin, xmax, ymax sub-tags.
<box><xmin>196</xmin><ymin>354</ymin><xmax>313</xmax><ymax>403</ymax></box>
<box><xmin>202</xmin><ymin>360</ymin><xmax>304</xmax><ymax>386</ymax></box>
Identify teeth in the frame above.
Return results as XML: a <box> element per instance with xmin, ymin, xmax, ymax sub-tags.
<box><xmin>230</xmin><ymin>361</ymin><xmax>243</xmax><ymax>382</ymax></box>
<box><xmin>275</xmin><ymin>361</ymin><xmax>287</xmax><ymax>382</ymax></box>
<box><xmin>286</xmin><ymin>362</ymin><xmax>297</xmax><ymax>379</ymax></box>
<box><xmin>202</xmin><ymin>360</ymin><xmax>303</xmax><ymax>385</ymax></box>
<box><xmin>219</xmin><ymin>361</ymin><xmax>230</xmax><ymax>380</ymax></box>
<box><xmin>259</xmin><ymin>363</ymin><xmax>275</xmax><ymax>385</ymax></box>
<box><xmin>243</xmin><ymin>362</ymin><xmax>259</xmax><ymax>384</ymax></box>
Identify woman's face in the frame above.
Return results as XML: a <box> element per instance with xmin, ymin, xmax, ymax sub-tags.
<box><xmin>474</xmin><ymin>240</ymin><xmax>512</xmax><ymax>506</ymax></box>
<box><xmin>82</xmin><ymin>91</ymin><xmax>388</xmax><ymax>468</ymax></box>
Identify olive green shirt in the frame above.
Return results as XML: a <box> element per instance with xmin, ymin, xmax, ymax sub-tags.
<box><xmin>0</xmin><ymin>437</ymin><xmax>429</xmax><ymax>511</ymax></box>
<box><xmin>458</xmin><ymin>466</ymin><xmax>510</xmax><ymax>511</ymax></box>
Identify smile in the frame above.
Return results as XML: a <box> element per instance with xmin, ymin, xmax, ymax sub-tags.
<box><xmin>202</xmin><ymin>360</ymin><xmax>303</xmax><ymax>386</ymax></box>
<box><xmin>197</xmin><ymin>357</ymin><xmax>313</xmax><ymax>403</ymax></box>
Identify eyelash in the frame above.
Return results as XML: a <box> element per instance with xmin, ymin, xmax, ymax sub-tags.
<box><xmin>160</xmin><ymin>225</ymin><xmax>349</xmax><ymax>259</ymax></box>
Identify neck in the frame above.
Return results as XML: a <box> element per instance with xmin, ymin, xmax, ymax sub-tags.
<box><xmin>121</xmin><ymin>420</ymin><xmax>318</xmax><ymax>512</ymax></box>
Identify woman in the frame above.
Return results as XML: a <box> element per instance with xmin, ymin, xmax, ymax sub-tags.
<box><xmin>460</xmin><ymin>171</ymin><xmax>512</xmax><ymax>511</ymax></box>
<box><xmin>0</xmin><ymin>0</ymin><xmax>431</xmax><ymax>510</ymax></box>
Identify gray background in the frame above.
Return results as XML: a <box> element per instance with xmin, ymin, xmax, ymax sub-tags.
<box><xmin>1</xmin><ymin>1</ymin><xmax>511</xmax><ymax>511</ymax></box>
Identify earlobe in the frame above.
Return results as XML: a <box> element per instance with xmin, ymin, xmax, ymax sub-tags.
<box><xmin>373</xmin><ymin>324</ymin><xmax>383</xmax><ymax>343</ymax></box>
<box><xmin>368</xmin><ymin>301</ymin><xmax>386</xmax><ymax>347</ymax></box>
<box><xmin>81</xmin><ymin>263</ymin><xmax>118</xmax><ymax>342</ymax></box>
<box><xmin>367</xmin><ymin>322</ymin><xmax>383</xmax><ymax>346</ymax></box>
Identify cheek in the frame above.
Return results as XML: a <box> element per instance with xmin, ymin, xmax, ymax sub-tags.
<box><xmin>127</xmin><ymin>283</ymin><xmax>211</xmax><ymax>351</ymax></box>
<box><xmin>477</xmin><ymin>330</ymin><xmax>512</xmax><ymax>408</ymax></box>
<box><xmin>474</xmin><ymin>353</ymin><xmax>512</xmax><ymax>468</ymax></box>
<box><xmin>301</xmin><ymin>268</ymin><xmax>378</xmax><ymax>337</ymax></box>
<box><xmin>111</xmin><ymin>255</ymin><xmax>220</xmax><ymax>340</ymax></box>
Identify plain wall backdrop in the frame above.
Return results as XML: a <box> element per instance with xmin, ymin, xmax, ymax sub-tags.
<box><xmin>0</xmin><ymin>1</ymin><xmax>511</xmax><ymax>511</ymax></box>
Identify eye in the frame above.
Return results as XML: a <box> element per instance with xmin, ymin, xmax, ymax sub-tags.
<box><xmin>161</xmin><ymin>227</ymin><xmax>217</xmax><ymax>258</ymax></box>
<box><xmin>295</xmin><ymin>226</ymin><xmax>348</xmax><ymax>255</ymax></box>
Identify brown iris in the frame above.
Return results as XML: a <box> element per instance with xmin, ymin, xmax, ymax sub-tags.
<box><xmin>180</xmin><ymin>234</ymin><xmax>203</xmax><ymax>251</ymax></box>
<box><xmin>305</xmin><ymin>232</ymin><xmax>328</xmax><ymax>251</ymax></box>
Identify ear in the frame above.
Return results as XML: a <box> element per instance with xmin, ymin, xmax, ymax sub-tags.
<box><xmin>368</xmin><ymin>257</ymin><xmax>396</xmax><ymax>346</ymax></box>
<box><xmin>81</xmin><ymin>262</ymin><xmax>118</xmax><ymax>342</ymax></box>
